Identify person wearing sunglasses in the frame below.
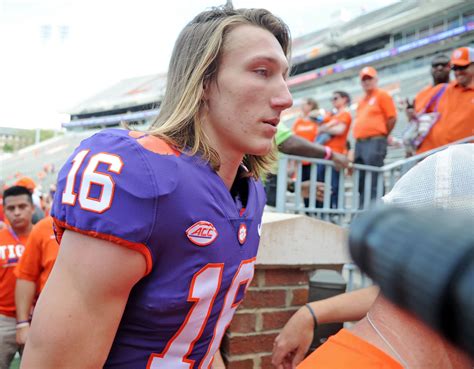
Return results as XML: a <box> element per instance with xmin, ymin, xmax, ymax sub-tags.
<box><xmin>314</xmin><ymin>91</ymin><xmax>352</xmax><ymax>208</ymax></box>
<box><xmin>405</xmin><ymin>53</ymin><xmax>451</xmax><ymax>121</ymax></box>
<box><xmin>416</xmin><ymin>47</ymin><xmax>474</xmax><ymax>154</ymax></box>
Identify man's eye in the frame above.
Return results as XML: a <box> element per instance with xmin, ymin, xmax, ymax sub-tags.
<box><xmin>255</xmin><ymin>68</ymin><xmax>268</xmax><ymax>77</ymax></box>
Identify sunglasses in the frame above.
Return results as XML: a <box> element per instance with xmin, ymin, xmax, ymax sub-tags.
<box><xmin>331</xmin><ymin>96</ymin><xmax>341</xmax><ymax>101</ymax></box>
<box><xmin>431</xmin><ymin>63</ymin><xmax>449</xmax><ymax>68</ymax></box>
<box><xmin>451</xmin><ymin>64</ymin><xmax>472</xmax><ymax>71</ymax></box>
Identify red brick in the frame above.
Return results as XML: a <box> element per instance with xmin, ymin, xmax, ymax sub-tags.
<box><xmin>261</xmin><ymin>309</ymin><xmax>298</xmax><ymax>331</ymax></box>
<box><xmin>260</xmin><ymin>354</ymin><xmax>274</xmax><ymax>369</ymax></box>
<box><xmin>250</xmin><ymin>269</ymin><xmax>263</xmax><ymax>288</ymax></box>
<box><xmin>226</xmin><ymin>332</ymin><xmax>278</xmax><ymax>355</ymax></box>
<box><xmin>241</xmin><ymin>289</ymin><xmax>286</xmax><ymax>309</ymax></box>
<box><xmin>229</xmin><ymin>312</ymin><xmax>256</xmax><ymax>333</ymax></box>
<box><xmin>291</xmin><ymin>287</ymin><xmax>309</xmax><ymax>306</ymax></box>
<box><xmin>264</xmin><ymin>269</ymin><xmax>309</xmax><ymax>287</ymax></box>
<box><xmin>227</xmin><ymin>358</ymin><xmax>254</xmax><ymax>369</ymax></box>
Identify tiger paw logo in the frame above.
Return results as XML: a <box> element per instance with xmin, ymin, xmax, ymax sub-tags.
<box><xmin>186</xmin><ymin>221</ymin><xmax>218</xmax><ymax>246</ymax></box>
<box><xmin>238</xmin><ymin>223</ymin><xmax>247</xmax><ymax>245</ymax></box>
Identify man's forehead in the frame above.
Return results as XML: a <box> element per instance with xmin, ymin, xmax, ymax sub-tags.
<box><xmin>225</xmin><ymin>24</ymin><xmax>286</xmax><ymax>59</ymax></box>
<box><xmin>4</xmin><ymin>194</ymin><xmax>31</xmax><ymax>205</ymax></box>
<box><xmin>431</xmin><ymin>55</ymin><xmax>450</xmax><ymax>64</ymax></box>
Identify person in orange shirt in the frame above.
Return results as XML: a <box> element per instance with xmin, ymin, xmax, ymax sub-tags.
<box><xmin>417</xmin><ymin>47</ymin><xmax>474</xmax><ymax>153</ymax></box>
<box><xmin>0</xmin><ymin>182</ymin><xmax>5</xmax><ymax>231</ymax></box>
<box><xmin>14</xmin><ymin>215</ymin><xmax>59</xmax><ymax>347</ymax></box>
<box><xmin>15</xmin><ymin>177</ymin><xmax>44</xmax><ymax>225</ymax></box>
<box><xmin>353</xmin><ymin>66</ymin><xmax>397</xmax><ymax>205</ymax></box>
<box><xmin>316</xmin><ymin>91</ymin><xmax>352</xmax><ymax>208</ymax></box>
<box><xmin>292</xmin><ymin>98</ymin><xmax>321</xmax><ymax>181</ymax></box>
<box><xmin>406</xmin><ymin>54</ymin><xmax>451</xmax><ymax>117</ymax></box>
<box><xmin>295</xmin><ymin>294</ymin><xmax>471</xmax><ymax>369</ymax></box>
<box><xmin>292</xmin><ymin>98</ymin><xmax>319</xmax><ymax>142</ymax></box>
<box><xmin>0</xmin><ymin>186</ymin><xmax>34</xmax><ymax>369</ymax></box>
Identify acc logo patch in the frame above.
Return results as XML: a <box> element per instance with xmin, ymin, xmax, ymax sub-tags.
<box><xmin>186</xmin><ymin>221</ymin><xmax>218</xmax><ymax>246</ymax></box>
<box><xmin>238</xmin><ymin>223</ymin><xmax>247</xmax><ymax>245</ymax></box>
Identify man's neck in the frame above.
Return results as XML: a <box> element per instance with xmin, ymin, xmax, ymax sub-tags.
<box><xmin>365</xmin><ymin>88</ymin><xmax>376</xmax><ymax>96</ymax></box>
<box><xmin>12</xmin><ymin>224</ymin><xmax>32</xmax><ymax>238</ymax></box>
<box><xmin>433</xmin><ymin>78</ymin><xmax>449</xmax><ymax>85</ymax></box>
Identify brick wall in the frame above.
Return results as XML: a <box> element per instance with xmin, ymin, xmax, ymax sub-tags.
<box><xmin>222</xmin><ymin>267</ymin><xmax>312</xmax><ymax>369</ymax></box>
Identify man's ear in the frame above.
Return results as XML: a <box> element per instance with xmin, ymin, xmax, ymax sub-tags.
<box><xmin>202</xmin><ymin>78</ymin><xmax>210</xmax><ymax>101</ymax></box>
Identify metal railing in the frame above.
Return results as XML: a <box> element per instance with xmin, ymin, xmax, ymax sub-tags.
<box><xmin>274</xmin><ymin>136</ymin><xmax>474</xmax><ymax>226</ymax></box>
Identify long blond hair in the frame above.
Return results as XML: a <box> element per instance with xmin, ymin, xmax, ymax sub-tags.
<box><xmin>147</xmin><ymin>6</ymin><xmax>291</xmax><ymax>179</ymax></box>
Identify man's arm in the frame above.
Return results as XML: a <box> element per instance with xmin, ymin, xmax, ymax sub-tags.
<box><xmin>278</xmin><ymin>135</ymin><xmax>350</xmax><ymax>171</ymax></box>
<box><xmin>318</xmin><ymin>120</ymin><xmax>346</xmax><ymax>135</ymax></box>
<box><xmin>386</xmin><ymin>116</ymin><xmax>397</xmax><ymax>134</ymax></box>
<box><xmin>272</xmin><ymin>285</ymin><xmax>379</xmax><ymax>369</ymax></box>
<box><xmin>212</xmin><ymin>350</ymin><xmax>226</xmax><ymax>369</ymax></box>
<box><xmin>21</xmin><ymin>230</ymin><xmax>146</xmax><ymax>369</ymax></box>
<box><xmin>15</xmin><ymin>279</ymin><xmax>36</xmax><ymax>345</ymax></box>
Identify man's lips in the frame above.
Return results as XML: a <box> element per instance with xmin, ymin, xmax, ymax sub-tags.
<box><xmin>262</xmin><ymin>118</ymin><xmax>280</xmax><ymax>127</ymax></box>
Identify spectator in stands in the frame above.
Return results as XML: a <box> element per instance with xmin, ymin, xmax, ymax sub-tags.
<box><xmin>14</xmin><ymin>178</ymin><xmax>44</xmax><ymax>225</ymax></box>
<box><xmin>272</xmin><ymin>144</ymin><xmax>473</xmax><ymax>369</ymax></box>
<box><xmin>0</xmin><ymin>186</ymin><xmax>34</xmax><ymax>369</ymax></box>
<box><xmin>0</xmin><ymin>181</ymin><xmax>5</xmax><ymax>230</ymax></box>
<box><xmin>352</xmin><ymin>66</ymin><xmax>397</xmax><ymax>204</ymax></box>
<box><xmin>416</xmin><ymin>47</ymin><xmax>474</xmax><ymax>154</ymax></box>
<box><xmin>265</xmin><ymin>123</ymin><xmax>350</xmax><ymax>206</ymax></box>
<box><xmin>404</xmin><ymin>54</ymin><xmax>451</xmax><ymax>156</ymax></box>
<box><xmin>406</xmin><ymin>53</ymin><xmax>451</xmax><ymax>120</ymax></box>
<box><xmin>14</xmin><ymin>215</ymin><xmax>58</xmax><ymax>347</ymax></box>
<box><xmin>292</xmin><ymin>98</ymin><xmax>321</xmax><ymax>181</ymax></box>
<box><xmin>316</xmin><ymin>91</ymin><xmax>352</xmax><ymax>208</ymax></box>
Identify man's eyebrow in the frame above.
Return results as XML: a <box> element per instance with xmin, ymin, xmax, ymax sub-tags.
<box><xmin>249</xmin><ymin>55</ymin><xmax>289</xmax><ymax>73</ymax></box>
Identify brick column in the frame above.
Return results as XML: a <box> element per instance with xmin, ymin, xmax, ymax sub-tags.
<box><xmin>222</xmin><ymin>267</ymin><xmax>311</xmax><ymax>369</ymax></box>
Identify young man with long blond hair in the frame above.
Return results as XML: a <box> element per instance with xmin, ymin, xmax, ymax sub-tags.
<box><xmin>21</xmin><ymin>5</ymin><xmax>293</xmax><ymax>369</ymax></box>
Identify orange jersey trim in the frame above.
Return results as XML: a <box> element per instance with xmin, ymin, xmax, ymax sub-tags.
<box><xmin>52</xmin><ymin>217</ymin><xmax>153</xmax><ymax>275</ymax></box>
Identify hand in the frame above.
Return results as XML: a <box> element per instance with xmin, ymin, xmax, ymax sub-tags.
<box><xmin>331</xmin><ymin>152</ymin><xmax>350</xmax><ymax>171</ymax></box>
<box><xmin>301</xmin><ymin>181</ymin><xmax>325</xmax><ymax>202</ymax></box>
<box><xmin>16</xmin><ymin>325</ymin><xmax>30</xmax><ymax>346</ymax></box>
<box><xmin>272</xmin><ymin>306</ymin><xmax>315</xmax><ymax>369</ymax></box>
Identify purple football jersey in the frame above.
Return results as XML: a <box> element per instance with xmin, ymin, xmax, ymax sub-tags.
<box><xmin>52</xmin><ymin>129</ymin><xmax>266</xmax><ymax>369</ymax></box>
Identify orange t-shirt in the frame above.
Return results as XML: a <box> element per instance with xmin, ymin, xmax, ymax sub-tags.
<box><xmin>0</xmin><ymin>228</ymin><xmax>29</xmax><ymax>317</ymax></box>
<box><xmin>297</xmin><ymin>329</ymin><xmax>403</xmax><ymax>369</ymax></box>
<box><xmin>15</xmin><ymin>216</ymin><xmax>58</xmax><ymax>294</ymax></box>
<box><xmin>353</xmin><ymin>89</ymin><xmax>397</xmax><ymax>139</ymax></box>
<box><xmin>292</xmin><ymin>117</ymin><xmax>319</xmax><ymax>143</ymax></box>
<box><xmin>417</xmin><ymin>82</ymin><xmax>474</xmax><ymax>154</ymax></box>
<box><xmin>414</xmin><ymin>84</ymin><xmax>446</xmax><ymax>113</ymax></box>
<box><xmin>323</xmin><ymin>110</ymin><xmax>352</xmax><ymax>154</ymax></box>
<box><xmin>0</xmin><ymin>197</ymin><xmax>4</xmax><ymax>222</ymax></box>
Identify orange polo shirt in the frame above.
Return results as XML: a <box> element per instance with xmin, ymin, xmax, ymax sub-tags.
<box><xmin>15</xmin><ymin>216</ymin><xmax>58</xmax><ymax>294</ymax></box>
<box><xmin>417</xmin><ymin>81</ymin><xmax>474</xmax><ymax>154</ymax></box>
<box><xmin>323</xmin><ymin>110</ymin><xmax>352</xmax><ymax>154</ymax></box>
<box><xmin>414</xmin><ymin>84</ymin><xmax>446</xmax><ymax>113</ymax></box>
<box><xmin>353</xmin><ymin>89</ymin><xmax>397</xmax><ymax>139</ymax></box>
<box><xmin>297</xmin><ymin>329</ymin><xmax>403</xmax><ymax>369</ymax></box>
<box><xmin>0</xmin><ymin>228</ymin><xmax>29</xmax><ymax>317</ymax></box>
<box><xmin>292</xmin><ymin>117</ymin><xmax>318</xmax><ymax>143</ymax></box>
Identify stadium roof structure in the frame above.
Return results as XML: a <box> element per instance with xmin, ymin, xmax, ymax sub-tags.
<box><xmin>68</xmin><ymin>73</ymin><xmax>167</xmax><ymax>116</ymax></box>
<box><xmin>291</xmin><ymin>0</ymin><xmax>466</xmax><ymax>64</ymax></box>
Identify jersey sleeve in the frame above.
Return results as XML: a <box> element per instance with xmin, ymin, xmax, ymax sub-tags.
<box><xmin>51</xmin><ymin>130</ymin><xmax>158</xmax><ymax>274</ymax></box>
<box><xmin>276</xmin><ymin>123</ymin><xmax>294</xmax><ymax>146</ymax></box>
